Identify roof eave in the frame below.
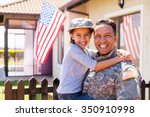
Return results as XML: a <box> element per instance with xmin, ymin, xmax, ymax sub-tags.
<box><xmin>60</xmin><ymin>0</ymin><xmax>90</xmax><ymax>11</ymax></box>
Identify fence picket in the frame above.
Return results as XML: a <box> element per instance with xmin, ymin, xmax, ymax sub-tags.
<box><xmin>17</xmin><ymin>80</ymin><xmax>24</xmax><ymax>100</ymax></box>
<box><xmin>53</xmin><ymin>78</ymin><xmax>59</xmax><ymax>100</ymax></box>
<box><xmin>29</xmin><ymin>77</ymin><xmax>37</xmax><ymax>100</ymax></box>
<box><xmin>148</xmin><ymin>82</ymin><xmax>150</xmax><ymax>100</ymax></box>
<box><xmin>41</xmin><ymin>78</ymin><xmax>48</xmax><ymax>100</ymax></box>
<box><xmin>4</xmin><ymin>77</ymin><xmax>53</xmax><ymax>100</ymax></box>
<box><xmin>5</xmin><ymin>80</ymin><xmax>12</xmax><ymax>100</ymax></box>
<box><xmin>141</xmin><ymin>80</ymin><xmax>145</xmax><ymax>100</ymax></box>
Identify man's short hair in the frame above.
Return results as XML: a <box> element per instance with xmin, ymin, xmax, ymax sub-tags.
<box><xmin>95</xmin><ymin>19</ymin><xmax>117</xmax><ymax>35</ymax></box>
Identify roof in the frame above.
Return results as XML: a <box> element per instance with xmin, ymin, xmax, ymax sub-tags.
<box><xmin>0</xmin><ymin>0</ymin><xmax>72</xmax><ymax>15</ymax></box>
<box><xmin>0</xmin><ymin>0</ymin><xmax>21</xmax><ymax>6</ymax></box>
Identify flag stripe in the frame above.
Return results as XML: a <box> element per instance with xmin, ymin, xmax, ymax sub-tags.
<box><xmin>128</xmin><ymin>17</ymin><xmax>138</xmax><ymax>59</ymax></box>
<box><xmin>36</xmin><ymin>10</ymin><xmax>58</xmax><ymax>57</ymax></box>
<box><xmin>35</xmin><ymin>1</ymin><xmax>66</xmax><ymax>63</ymax></box>
<box><xmin>132</xmin><ymin>28</ymin><xmax>140</xmax><ymax>55</ymax></box>
<box><xmin>37</xmin><ymin>11</ymin><xmax>61</xmax><ymax>62</ymax></box>
<box><xmin>122</xmin><ymin>16</ymin><xmax>133</xmax><ymax>57</ymax></box>
<box><xmin>36</xmin><ymin>24</ymin><xmax>45</xmax><ymax>55</ymax></box>
<box><xmin>38</xmin><ymin>11</ymin><xmax>62</xmax><ymax>62</ymax></box>
<box><xmin>130</xmin><ymin>15</ymin><xmax>140</xmax><ymax>58</ymax></box>
<box><xmin>124</xmin><ymin>16</ymin><xmax>137</xmax><ymax>59</ymax></box>
<box><xmin>122</xmin><ymin>13</ymin><xmax>140</xmax><ymax>60</ymax></box>
<box><xmin>41</xmin><ymin>15</ymin><xmax>66</xmax><ymax>63</ymax></box>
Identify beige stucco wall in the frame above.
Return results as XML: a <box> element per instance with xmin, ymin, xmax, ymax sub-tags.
<box><xmin>141</xmin><ymin>0</ymin><xmax>150</xmax><ymax>81</ymax></box>
<box><xmin>89</xmin><ymin>0</ymin><xmax>142</xmax><ymax>21</ymax></box>
<box><xmin>53</xmin><ymin>0</ymin><xmax>150</xmax><ymax>81</ymax></box>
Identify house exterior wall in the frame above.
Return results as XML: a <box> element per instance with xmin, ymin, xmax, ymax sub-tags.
<box><xmin>141</xmin><ymin>0</ymin><xmax>150</xmax><ymax>81</ymax></box>
<box><xmin>53</xmin><ymin>0</ymin><xmax>150</xmax><ymax>82</ymax></box>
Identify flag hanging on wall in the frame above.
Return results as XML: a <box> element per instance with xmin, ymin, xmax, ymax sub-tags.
<box><xmin>35</xmin><ymin>1</ymin><xmax>66</xmax><ymax>64</ymax></box>
<box><xmin>122</xmin><ymin>13</ymin><xmax>141</xmax><ymax>61</ymax></box>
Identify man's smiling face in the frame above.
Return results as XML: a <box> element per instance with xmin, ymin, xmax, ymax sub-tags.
<box><xmin>94</xmin><ymin>24</ymin><xmax>118</xmax><ymax>55</ymax></box>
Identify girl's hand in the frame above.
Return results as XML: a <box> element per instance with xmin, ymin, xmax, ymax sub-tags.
<box><xmin>117</xmin><ymin>49</ymin><xmax>132</xmax><ymax>61</ymax></box>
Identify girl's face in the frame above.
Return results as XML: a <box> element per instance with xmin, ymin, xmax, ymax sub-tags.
<box><xmin>71</xmin><ymin>28</ymin><xmax>92</xmax><ymax>49</ymax></box>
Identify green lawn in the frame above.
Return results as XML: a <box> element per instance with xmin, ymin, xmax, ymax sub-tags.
<box><xmin>0</xmin><ymin>86</ymin><xmax>4</xmax><ymax>100</ymax></box>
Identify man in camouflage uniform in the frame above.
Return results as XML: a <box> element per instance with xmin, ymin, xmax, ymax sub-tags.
<box><xmin>83</xmin><ymin>19</ymin><xmax>142</xmax><ymax>100</ymax></box>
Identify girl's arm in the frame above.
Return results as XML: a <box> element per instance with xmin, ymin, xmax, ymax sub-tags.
<box><xmin>71</xmin><ymin>44</ymin><xmax>131</xmax><ymax>72</ymax></box>
<box><xmin>95</xmin><ymin>50</ymin><xmax>132</xmax><ymax>72</ymax></box>
<box><xmin>95</xmin><ymin>56</ymin><xmax>123</xmax><ymax>72</ymax></box>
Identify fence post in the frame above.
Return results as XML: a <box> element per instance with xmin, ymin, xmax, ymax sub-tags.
<box><xmin>29</xmin><ymin>77</ymin><xmax>37</xmax><ymax>100</ymax></box>
<box><xmin>17</xmin><ymin>80</ymin><xmax>24</xmax><ymax>100</ymax></box>
<box><xmin>148</xmin><ymin>81</ymin><xmax>150</xmax><ymax>100</ymax></box>
<box><xmin>53</xmin><ymin>78</ymin><xmax>59</xmax><ymax>100</ymax></box>
<box><xmin>41</xmin><ymin>78</ymin><xmax>48</xmax><ymax>100</ymax></box>
<box><xmin>141</xmin><ymin>80</ymin><xmax>145</xmax><ymax>100</ymax></box>
<box><xmin>5</xmin><ymin>80</ymin><xmax>12</xmax><ymax>100</ymax></box>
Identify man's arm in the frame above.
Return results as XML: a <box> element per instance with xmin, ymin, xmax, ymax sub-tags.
<box><xmin>116</xmin><ymin>65</ymin><xmax>142</xmax><ymax>100</ymax></box>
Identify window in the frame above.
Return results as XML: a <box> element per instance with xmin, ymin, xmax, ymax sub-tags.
<box><xmin>7</xmin><ymin>29</ymin><xmax>34</xmax><ymax>76</ymax></box>
<box><xmin>5</xmin><ymin>19</ymin><xmax>53</xmax><ymax>76</ymax></box>
<box><xmin>112</xmin><ymin>12</ymin><xmax>141</xmax><ymax>67</ymax></box>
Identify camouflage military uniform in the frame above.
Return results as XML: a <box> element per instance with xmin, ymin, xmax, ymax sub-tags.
<box><xmin>83</xmin><ymin>49</ymin><xmax>142</xmax><ymax>100</ymax></box>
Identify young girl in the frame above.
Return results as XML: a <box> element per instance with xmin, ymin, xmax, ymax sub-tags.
<box><xmin>57</xmin><ymin>18</ymin><xmax>131</xmax><ymax>100</ymax></box>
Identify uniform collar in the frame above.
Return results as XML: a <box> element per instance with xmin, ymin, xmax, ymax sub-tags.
<box><xmin>94</xmin><ymin>49</ymin><xmax>117</xmax><ymax>61</ymax></box>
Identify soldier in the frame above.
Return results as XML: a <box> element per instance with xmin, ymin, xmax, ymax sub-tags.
<box><xmin>57</xmin><ymin>18</ymin><xmax>131</xmax><ymax>100</ymax></box>
<box><xmin>83</xmin><ymin>19</ymin><xmax>142</xmax><ymax>100</ymax></box>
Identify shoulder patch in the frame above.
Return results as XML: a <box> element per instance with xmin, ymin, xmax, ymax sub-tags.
<box><xmin>121</xmin><ymin>68</ymin><xmax>138</xmax><ymax>80</ymax></box>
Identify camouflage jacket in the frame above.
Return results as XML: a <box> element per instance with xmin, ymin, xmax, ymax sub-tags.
<box><xmin>83</xmin><ymin>49</ymin><xmax>142</xmax><ymax>100</ymax></box>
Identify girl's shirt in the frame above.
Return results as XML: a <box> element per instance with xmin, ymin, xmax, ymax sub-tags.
<box><xmin>57</xmin><ymin>44</ymin><xmax>97</xmax><ymax>94</ymax></box>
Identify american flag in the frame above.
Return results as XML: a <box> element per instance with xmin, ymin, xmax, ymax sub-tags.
<box><xmin>35</xmin><ymin>1</ymin><xmax>66</xmax><ymax>63</ymax></box>
<box><xmin>122</xmin><ymin>13</ymin><xmax>141</xmax><ymax>61</ymax></box>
